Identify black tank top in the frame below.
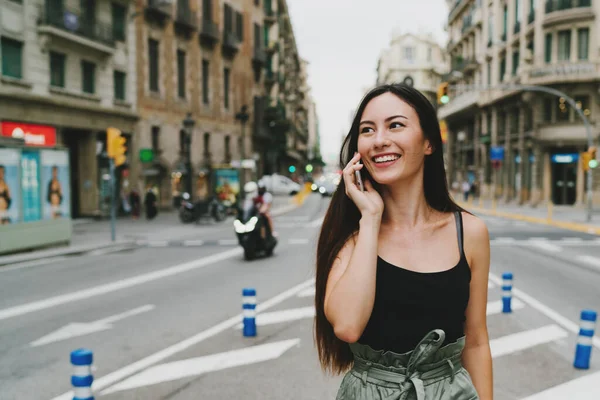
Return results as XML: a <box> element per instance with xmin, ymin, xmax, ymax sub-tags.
<box><xmin>358</xmin><ymin>211</ymin><xmax>471</xmax><ymax>354</ymax></box>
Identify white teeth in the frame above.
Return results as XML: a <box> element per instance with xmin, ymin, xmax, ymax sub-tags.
<box><xmin>374</xmin><ymin>155</ymin><xmax>400</xmax><ymax>163</ymax></box>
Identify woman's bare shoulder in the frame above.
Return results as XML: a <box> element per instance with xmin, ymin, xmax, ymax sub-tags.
<box><xmin>461</xmin><ymin>211</ymin><xmax>489</xmax><ymax>241</ymax></box>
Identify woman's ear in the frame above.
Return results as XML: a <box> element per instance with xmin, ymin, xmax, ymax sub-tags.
<box><xmin>424</xmin><ymin>140</ymin><xmax>435</xmax><ymax>155</ymax></box>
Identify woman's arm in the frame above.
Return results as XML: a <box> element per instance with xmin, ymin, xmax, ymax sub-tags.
<box><xmin>324</xmin><ymin>215</ymin><xmax>380</xmax><ymax>343</ymax></box>
<box><xmin>462</xmin><ymin>212</ymin><xmax>493</xmax><ymax>400</ymax></box>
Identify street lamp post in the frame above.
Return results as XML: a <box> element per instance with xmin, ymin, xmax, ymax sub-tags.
<box><xmin>235</xmin><ymin>105</ymin><xmax>250</xmax><ymax>190</ymax></box>
<box><xmin>183</xmin><ymin>113</ymin><xmax>195</xmax><ymax>196</ymax></box>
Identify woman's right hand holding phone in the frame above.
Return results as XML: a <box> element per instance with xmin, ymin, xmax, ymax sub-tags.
<box><xmin>343</xmin><ymin>153</ymin><xmax>384</xmax><ymax>220</ymax></box>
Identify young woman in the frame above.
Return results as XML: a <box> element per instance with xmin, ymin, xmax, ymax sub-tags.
<box><xmin>315</xmin><ymin>84</ymin><xmax>493</xmax><ymax>399</ymax></box>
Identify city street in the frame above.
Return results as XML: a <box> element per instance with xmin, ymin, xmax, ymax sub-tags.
<box><xmin>1</xmin><ymin>194</ymin><xmax>600</xmax><ymax>399</ymax></box>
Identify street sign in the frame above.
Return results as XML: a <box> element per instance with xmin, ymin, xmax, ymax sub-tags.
<box><xmin>551</xmin><ymin>153</ymin><xmax>579</xmax><ymax>164</ymax></box>
<box><xmin>490</xmin><ymin>146</ymin><xmax>505</xmax><ymax>161</ymax></box>
<box><xmin>139</xmin><ymin>148</ymin><xmax>154</xmax><ymax>163</ymax></box>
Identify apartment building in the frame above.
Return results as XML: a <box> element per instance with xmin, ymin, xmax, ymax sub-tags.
<box><xmin>377</xmin><ymin>31</ymin><xmax>449</xmax><ymax>107</ymax></box>
<box><xmin>440</xmin><ymin>0</ymin><xmax>600</xmax><ymax>206</ymax></box>
<box><xmin>257</xmin><ymin>0</ymin><xmax>309</xmax><ymax>177</ymax></box>
<box><xmin>0</xmin><ymin>0</ymin><xmax>138</xmax><ymax>217</ymax></box>
<box><xmin>134</xmin><ymin>0</ymin><xmax>269</xmax><ymax>207</ymax></box>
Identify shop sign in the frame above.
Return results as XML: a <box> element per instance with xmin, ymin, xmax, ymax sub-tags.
<box><xmin>1</xmin><ymin>122</ymin><xmax>57</xmax><ymax>147</ymax></box>
<box><xmin>551</xmin><ymin>153</ymin><xmax>579</xmax><ymax>164</ymax></box>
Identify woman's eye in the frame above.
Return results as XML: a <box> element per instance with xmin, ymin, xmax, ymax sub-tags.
<box><xmin>360</xmin><ymin>127</ymin><xmax>374</xmax><ymax>133</ymax></box>
<box><xmin>390</xmin><ymin>122</ymin><xmax>404</xmax><ymax>129</ymax></box>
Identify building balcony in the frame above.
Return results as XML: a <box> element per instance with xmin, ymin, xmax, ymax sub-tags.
<box><xmin>544</xmin><ymin>0</ymin><xmax>593</xmax><ymax>27</ymax></box>
<box><xmin>37</xmin><ymin>3</ymin><xmax>114</xmax><ymax>56</ymax></box>
<box><xmin>265</xmin><ymin>70</ymin><xmax>278</xmax><ymax>86</ymax></box>
<box><xmin>145</xmin><ymin>0</ymin><xmax>172</xmax><ymax>24</ymax></box>
<box><xmin>174</xmin><ymin>8</ymin><xmax>197</xmax><ymax>36</ymax></box>
<box><xmin>514</xmin><ymin>21</ymin><xmax>521</xmax><ymax>34</ymax></box>
<box><xmin>528</xmin><ymin>10</ymin><xmax>535</xmax><ymax>24</ymax></box>
<box><xmin>523</xmin><ymin>62</ymin><xmax>600</xmax><ymax>85</ymax></box>
<box><xmin>451</xmin><ymin>56</ymin><xmax>478</xmax><ymax>74</ymax></box>
<box><xmin>264</xmin><ymin>9</ymin><xmax>276</xmax><ymax>24</ymax></box>
<box><xmin>448</xmin><ymin>0</ymin><xmax>473</xmax><ymax>23</ymax></box>
<box><xmin>252</xmin><ymin>47</ymin><xmax>267</xmax><ymax>67</ymax></box>
<box><xmin>199</xmin><ymin>19</ymin><xmax>219</xmax><ymax>46</ymax></box>
<box><xmin>222</xmin><ymin>31</ymin><xmax>240</xmax><ymax>56</ymax></box>
<box><xmin>265</xmin><ymin>40</ymin><xmax>279</xmax><ymax>54</ymax></box>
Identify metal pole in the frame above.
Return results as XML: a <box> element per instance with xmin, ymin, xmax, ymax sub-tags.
<box><xmin>239</xmin><ymin>121</ymin><xmax>246</xmax><ymax>192</ymax></box>
<box><xmin>109</xmin><ymin>158</ymin><xmax>116</xmax><ymax>242</ymax></box>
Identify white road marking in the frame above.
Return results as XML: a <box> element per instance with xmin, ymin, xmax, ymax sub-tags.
<box><xmin>183</xmin><ymin>240</ymin><xmax>205</xmax><ymax>246</ymax></box>
<box><xmin>234</xmin><ymin>306</ymin><xmax>315</xmax><ymax>329</ymax></box>
<box><xmin>147</xmin><ymin>241</ymin><xmax>169</xmax><ymax>247</ymax></box>
<box><xmin>31</xmin><ymin>305</ymin><xmax>155</xmax><ymax>347</ymax></box>
<box><xmin>490</xmin><ymin>324</ymin><xmax>568</xmax><ymax>358</ymax></box>
<box><xmin>486</xmin><ymin>298</ymin><xmax>525</xmax><ymax>315</ymax></box>
<box><xmin>492</xmin><ymin>237</ymin><xmax>517</xmax><ymax>244</ymax></box>
<box><xmin>306</xmin><ymin>217</ymin><xmax>324</xmax><ymax>228</ymax></box>
<box><xmin>101</xmin><ymin>339</ymin><xmax>300</xmax><ymax>394</ymax></box>
<box><xmin>521</xmin><ymin>370</ymin><xmax>600</xmax><ymax>400</ymax></box>
<box><xmin>528</xmin><ymin>237</ymin><xmax>549</xmax><ymax>241</ymax></box>
<box><xmin>50</xmin><ymin>278</ymin><xmax>315</xmax><ymax>400</ymax></box>
<box><xmin>297</xmin><ymin>287</ymin><xmax>315</xmax><ymax>297</ymax></box>
<box><xmin>560</xmin><ymin>237</ymin><xmax>583</xmax><ymax>243</ymax></box>
<box><xmin>489</xmin><ymin>272</ymin><xmax>600</xmax><ymax>349</ymax></box>
<box><xmin>0</xmin><ymin>248</ymin><xmax>243</xmax><ymax>322</ymax></box>
<box><xmin>288</xmin><ymin>238</ymin><xmax>309</xmax><ymax>245</ymax></box>
<box><xmin>576</xmin><ymin>255</ymin><xmax>600</xmax><ymax>271</ymax></box>
<box><xmin>218</xmin><ymin>239</ymin><xmax>238</xmax><ymax>246</ymax></box>
<box><xmin>0</xmin><ymin>256</ymin><xmax>69</xmax><ymax>273</ymax></box>
<box><xmin>528</xmin><ymin>240</ymin><xmax>562</xmax><ymax>252</ymax></box>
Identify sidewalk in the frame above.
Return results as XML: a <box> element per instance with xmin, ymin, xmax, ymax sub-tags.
<box><xmin>0</xmin><ymin>194</ymin><xmax>303</xmax><ymax>267</ymax></box>
<box><xmin>456</xmin><ymin>196</ymin><xmax>600</xmax><ymax>235</ymax></box>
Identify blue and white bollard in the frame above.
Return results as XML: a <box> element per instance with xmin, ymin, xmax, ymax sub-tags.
<box><xmin>70</xmin><ymin>348</ymin><xmax>94</xmax><ymax>400</ymax></box>
<box><xmin>574</xmin><ymin>309</ymin><xmax>597</xmax><ymax>369</ymax></box>
<box><xmin>502</xmin><ymin>272</ymin><xmax>513</xmax><ymax>313</ymax></box>
<box><xmin>243</xmin><ymin>288</ymin><xmax>257</xmax><ymax>337</ymax></box>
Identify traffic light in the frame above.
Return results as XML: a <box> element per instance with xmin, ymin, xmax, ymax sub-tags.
<box><xmin>288</xmin><ymin>165</ymin><xmax>296</xmax><ymax>173</ymax></box>
<box><xmin>589</xmin><ymin>146</ymin><xmax>598</xmax><ymax>169</ymax></box>
<box><xmin>107</xmin><ymin>127</ymin><xmax>127</xmax><ymax>167</ymax></box>
<box><xmin>305</xmin><ymin>164</ymin><xmax>313</xmax><ymax>173</ymax></box>
<box><xmin>437</xmin><ymin>82</ymin><xmax>450</xmax><ymax>105</ymax></box>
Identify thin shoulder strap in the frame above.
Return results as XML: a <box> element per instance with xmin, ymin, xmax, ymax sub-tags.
<box><xmin>454</xmin><ymin>211</ymin><xmax>465</xmax><ymax>259</ymax></box>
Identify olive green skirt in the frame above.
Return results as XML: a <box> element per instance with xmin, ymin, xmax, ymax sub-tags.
<box><xmin>336</xmin><ymin>329</ymin><xmax>479</xmax><ymax>400</ymax></box>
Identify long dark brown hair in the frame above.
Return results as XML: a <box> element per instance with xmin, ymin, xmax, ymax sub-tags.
<box><xmin>314</xmin><ymin>83</ymin><xmax>465</xmax><ymax>374</ymax></box>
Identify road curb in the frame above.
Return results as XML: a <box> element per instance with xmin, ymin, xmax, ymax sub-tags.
<box><xmin>459</xmin><ymin>202</ymin><xmax>600</xmax><ymax>235</ymax></box>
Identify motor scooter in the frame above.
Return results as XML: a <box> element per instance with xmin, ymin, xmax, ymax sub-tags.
<box><xmin>179</xmin><ymin>193</ymin><xmax>226</xmax><ymax>223</ymax></box>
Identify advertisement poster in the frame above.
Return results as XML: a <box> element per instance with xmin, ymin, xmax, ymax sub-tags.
<box><xmin>21</xmin><ymin>150</ymin><xmax>42</xmax><ymax>222</ymax></box>
<box><xmin>40</xmin><ymin>149</ymin><xmax>71</xmax><ymax>220</ymax></box>
<box><xmin>214</xmin><ymin>169</ymin><xmax>239</xmax><ymax>204</ymax></box>
<box><xmin>0</xmin><ymin>148</ymin><xmax>21</xmax><ymax>224</ymax></box>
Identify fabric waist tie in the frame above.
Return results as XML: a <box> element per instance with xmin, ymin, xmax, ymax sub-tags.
<box><xmin>351</xmin><ymin>330</ymin><xmax>463</xmax><ymax>400</ymax></box>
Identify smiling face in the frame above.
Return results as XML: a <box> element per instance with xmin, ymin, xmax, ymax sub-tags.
<box><xmin>356</xmin><ymin>92</ymin><xmax>432</xmax><ymax>186</ymax></box>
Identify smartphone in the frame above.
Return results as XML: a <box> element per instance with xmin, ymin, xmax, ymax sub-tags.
<box><xmin>354</xmin><ymin>164</ymin><xmax>364</xmax><ymax>192</ymax></box>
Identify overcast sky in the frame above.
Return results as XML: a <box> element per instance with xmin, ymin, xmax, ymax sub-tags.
<box><xmin>287</xmin><ymin>0</ymin><xmax>449</xmax><ymax>165</ymax></box>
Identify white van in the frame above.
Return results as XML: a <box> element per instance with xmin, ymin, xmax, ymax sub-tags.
<box><xmin>258</xmin><ymin>174</ymin><xmax>301</xmax><ymax>196</ymax></box>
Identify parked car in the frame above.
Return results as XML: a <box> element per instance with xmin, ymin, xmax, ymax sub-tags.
<box><xmin>258</xmin><ymin>174</ymin><xmax>302</xmax><ymax>196</ymax></box>
<box><xmin>316</xmin><ymin>175</ymin><xmax>340</xmax><ymax>197</ymax></box>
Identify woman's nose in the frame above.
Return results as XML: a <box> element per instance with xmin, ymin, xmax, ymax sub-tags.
<box><xmin>373</xmin><ymin>129</ymin><xmax>389</xmax><ymax>147</ymax></box>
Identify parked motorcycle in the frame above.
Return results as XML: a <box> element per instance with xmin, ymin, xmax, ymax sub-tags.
<box><xmin>233</xmin><ymin>183</ymin><xmax>277</xmax><ymax>261</ymax></box>
<box><xmin>179</xmin><ymin>193</ymin><xmax>226</xmax><ymax>224</ymax></box>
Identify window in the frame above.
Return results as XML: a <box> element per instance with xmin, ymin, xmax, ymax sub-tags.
<box><xmin>512</xmin><ymin>51</ymin><xmax>519</xmax><ymax>75</ymax></box>
<box><xmin>177</xmin><ymin>49</ymin><xmax>186</xmax><ymax>99</ymax></box>
<box><xmin>224</xmin><ymin>136</ymin><xmax>231</xmax><ymax>162</ymax></box>
<box><xmin>235</xmin><ymin>11</ymin><xmax>243</xmax><ymax>41</ymax></box>
<box><xmin>524</xmin><ymin>108</ymin><xmax>533</xmax><ymax>131</ymax></box>
<box><xmin>486</xmin><ymin>113</ymin><xmax>492</xmax><ymax>135</ymax></box>
<box><xmin>224</xmin><ymin>4</ymin><xmax>233</xmax><ymax>34</ymax></box>
<box><xmin>81</xmin><ymin>60</ymin><xmax>96</xmax><ymax>94</ymax></box>
<box><xmin>114</xmin><ymin>70</ymin><xmax>126</xmax><ymax>101</ymax></box>
<box><xmin>149</xmin><ymin>39</ymin><xmax>159</xmax><ymax>92</ymax></box>
<box><xmin>515</xmin><ymin>0</ymin><xmax>520</xmax><ymax>23</ymax></box>
<box><xmin>403</xmin><ymin>47</ymin><xmax>415</xmax><ymax>63</ymax></box>
<box><xmin>223</xmin><ymin>67</ymin><xmax>230</xmax><ymax>109</ymax></box>
<box><xmin>179</xmin><ymin>129</ymin><xmax>186</xmax><ymax>153</ymax></box>
<box><xmin>254</xmin><ymin>23</ymin><xmax>261</xmax><ymax>49</ymax></box>
<box><xmin>487</xmin><ymin>14</ymin><xmax>493</xmax><ymax>45</ymax></box>
<box><xmin>203</xmin><ymin>0</ymin><xmax>212</xmax><ymax>19</ymax></box>
<box><xmin>203</xmin><ymin>132</ymin><xmax>211</xmax><ymax>156</ymax></box>
<box><xmin>498</xmin><ymin>112</ymin><xmax>506</xmax><ymax>135</ymax></box>
<box><xmin>543</xmin><ymin>99</ymin><xmax>552</xmax><ymax>121</ymax></box>
<box><xmin>577</xmin><ymin>28</ymin><xmax>589</xmax><ymax>60</ymax></box>
<box><xmin>151</xmin><ymin>126</ymin><xmax>160</xmax><ymax>150</ymax></box>
<box><xmin>487</xmin><ymin>62</ymin><xmax>491</xmax><ymax>85</ymax></box>
<box><xmin>427</xmin><ymin>47</ymin><xmax>432</xmax><ymax>62</ymax></box>
<box><xmin>49</xmin><ymin>52</ymin><xmax>65</xmax><ymax>87</ymax></box>
<box><xmin>202</xmin><ymin>59</ymin><xmax>210</xmax><ymax>105</ymax></box>
<box><xmin>1</xmin><ymin>37</ymin><xmax>23</xmax><ymax>79</ymax></box>
<box><xmin>545</xmin><ymin>33</ymin><xmax>552</xmax><ymax>63</ymax></box>
<box><xmin>503</xmin><ymin>5</ymin><xmax>507</xmax><ymax>37</ymax></box>
<box><xmin>499</xmin><ymin>57</ymin><xmax>506</xmax><ymax>82</ymax></box>
<box><xmin>112</xmin><ymin>3</ymin><xmax>126</xmax><ymax>41</ymax></box>
<box><xmin>575</xmin><ymin>95</ymin><xmax>591</xmax><ymax>118</ymax></box>
<box><xmin>556</xmin><ymin>98</ymin><xmax>569</xmax><ymax>121</ymax></box>
<box><xmin>557</xmin><ymin>30</ymin><xmax>571</xmax><ymax>61</ymax></box>
<box><xmin>254</xmin><ymin>0</ymin><xmax>259</xmax><ymax>5</ymax></box>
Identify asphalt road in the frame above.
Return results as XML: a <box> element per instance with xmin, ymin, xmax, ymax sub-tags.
<box><xmin>1</xmin><ymin>195</ymin><xmax>600</xmax><ymax>399</ymax></box>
